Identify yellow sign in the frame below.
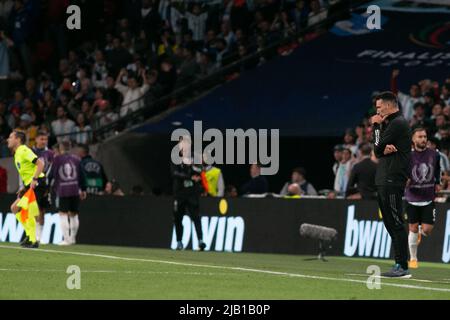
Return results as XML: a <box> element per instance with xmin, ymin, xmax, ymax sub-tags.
<box><xmin>219</xmin><ymin>199</ymin><xmax>228</xmax><ymax>215</ymax></box>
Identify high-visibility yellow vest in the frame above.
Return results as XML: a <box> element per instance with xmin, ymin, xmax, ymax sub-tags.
<box><xmin>205</xmin><ymin>167</ymin><xmax>221</xmax><ymax>197</ymax></box>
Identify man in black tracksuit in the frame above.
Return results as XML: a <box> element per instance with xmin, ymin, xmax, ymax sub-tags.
<box><xmin>172</xmin><ymin>160</ymin><xmax>206</xmax><ymax>251</ymax></box>
<box><xmin>371</xmin><ymin>91</ymin><xmax>411</xmax><ymax>278</ymax></box>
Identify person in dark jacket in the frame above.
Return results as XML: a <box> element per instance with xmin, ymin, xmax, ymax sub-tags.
<box><xmin>75</xmin><ymin>143</ymin><xmax>107</xmax><ymax>195</ymax></box>
<box><xmin>171</xmin><ymin>139</ymin><xmax>206</xmax><ymax>251</ymax></box>
<box><xmin>346</xmin><ymin>143</ymin><xmax>377</xmax><ymax>200</ymax></box>
<box><xmin>240</xmin><ymin>164</ymin><xmax>269</xmax><ymax>195</ymax></box>
<box><xmin>371</xmin><ymin>91</ymin><xmax>411</xmax><ymax>278</ymax></box>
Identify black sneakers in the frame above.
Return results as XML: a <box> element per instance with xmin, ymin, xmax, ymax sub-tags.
<box><xmin>20</xmin><ymin>236</ymin><xmax>39</xmax><ymax>249</ymax></box>
<box><xmin>198</xmin><ymin>241</ymin><xmax>206</xmax><ymax>251</ymax></box>
<box><xmin>20</xmin><ymin>236</ymin><xmax>30</xmax><ymax>247</ymax></box>
<box><xmin>381</xmin><ymin>264</ymin><xmax>411</xmax><ymax>278</ymax></box>
<box><xmin>23</xmin><ymin>242</ymin><xmax>39</xmax><ymax>249</ymax></box>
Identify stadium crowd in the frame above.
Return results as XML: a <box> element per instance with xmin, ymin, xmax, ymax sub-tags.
<box><xmin>0</xmin><ymin>0</ymin><xmax>341</xmax><ymax>158</ymax></box>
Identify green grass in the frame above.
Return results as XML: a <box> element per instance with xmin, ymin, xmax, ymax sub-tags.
<box><xmin>0</xmin><ymin>243</ymin><xmax>449</xmax><ymax>300</ymax></box>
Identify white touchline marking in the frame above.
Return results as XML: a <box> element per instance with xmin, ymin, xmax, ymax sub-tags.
<box><xmin>344</xmin><ymin>273</ymin><xmax>450</xmax><ymax>284</ymax></box>
<box><xmin>1</xmin><ymin>245</ymin><xmax>450</xmax><ymax>293</ymax></box>
<box><xmin>0</xmin><ymin>268</ymin><xmax>228</xmax><ymax>276</ymax></box>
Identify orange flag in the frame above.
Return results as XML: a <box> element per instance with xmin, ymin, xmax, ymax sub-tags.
<box><xmin>200</xmin><ymin>171</ymin><xmax>209</xmax><ymax>193</ymax></box>
<box><xmin>17</xmin><ymin>188</ymin><xmax>39</xmax><ymax>223</ymax></box>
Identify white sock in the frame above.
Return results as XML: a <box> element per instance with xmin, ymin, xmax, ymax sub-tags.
<box><xmin>59</xmin><ymin>214</ymin><xmax>70</xmax><ymax>243</ymax></box>
<box><xmin>36</xmin><ymin>223</ymin><xmax>43</xmax><ymax>242</ymax></box>
<box><xmin>69</xmin><ymin>215</ymin><xmax>79</xmax><ymax>244</ymax></box>
<box><xmin>409</xmin><ymin>231</ymin><xmax>419</xmax><ymax>261</ymax></box>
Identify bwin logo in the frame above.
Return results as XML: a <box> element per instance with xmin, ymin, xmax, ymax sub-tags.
<box><xmin>344</xmin><ymin>205</ymin><xmax>392</xmax><ymax>258</ymax></box>
<box><xmin>0</xmin><ymin>212</ymin><xmax>63</xmax><ymax>244</ymax></box>
<box><xmin>171</xmin><ymin>216</ymin><xmax>245</xmax><ymax>252</ymax></box>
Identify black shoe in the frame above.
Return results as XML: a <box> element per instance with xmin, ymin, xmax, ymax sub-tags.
<box><xmin>20</xmin><ymin>236</ymin><xmax>30</xmax><ymax>246</ymax></box>
<box><xmin>176</xmin><ymin>242</ymin><xmax>183</xmax><ymax>250</ymax></box>
<box><xmin>381</xmin><ymin>264</ymin><xmax>411</xmax><ymax>278</ymax></box>
<box><xmin>198</xmin><ymin>241</ymin><xmax>206</xmax><ymax>251</ymax></box>
<box><xmin>23</xmin><ymin>242</ymin><xmax>39</xmax><ymax>249</ymax></box>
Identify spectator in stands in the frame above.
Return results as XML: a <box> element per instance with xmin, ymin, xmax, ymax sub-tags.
<box><xmin>409</xmin><ymin>102</ymin><xmax>430</xmax><ymax>128</ymax></box>
<box><xmin>15</xmin><ymin>113</ymin><xmax>37</xmax><ymax>147</ymax></box>
<box><xmin>92</xmin><ymin>50</ymin><xmax>108</xmax><ymax>89</ymax></box>
<box><xmin>8</xmin><ymin>89</ymin><xmax>24</xmax><ymax>117</ymax></box>
<box><xmin>343</xmin><ymin>128</ymin><xmax>358</xmax><ymax>156</ymax></box>
<box><xmin>225</xmin><ymin>184</ymin><xmax>238</xmax><ymax>198</ymax></box>
<box><xmin>355</xmin><ymin>124</ymin><xmax>366</xmax><ymax>146</ymax></box>
<box><xmin>431</xmin><ymin>113</ymin><xmax>447</xmax><ymax>135</ymax></box>
<box><xmin>95</xmin><ymin>99</ymin><xmax>119</xmax><ymax>128</ymax></box>
<box><xmin>9</xmin><ymin>0</ymin><xmax>33</xmax><ymax>76</ymax></box>
<box><xmin>391</xmin><ymin>69</ymin><xmax>425</xmax><ymax>122</ymax></box>
<box><xmin>333</xmin><ymin>147</ymin><xmax>352</xmax><ymax>196</ymax></box>
<box><xmin>0</xmin><ymin>29</ymin><xmax>13</xmax><ymax>99</ymax></box>
<box><xmin>107</xmin><ymin>37</ymin><xmax>132</xmax><ymax>76</ymax></box>
<box><xmin>139</xmin><ymin>0</ymin><xmax>162</xmax><ymax>44</ymax></box>
<box><xmin>428</xmin><ymin>136</ymin><xmax>450</xmax><ymax>173</ymax></box>
<box><xmin>430</xmin><ymin>103</ymin><xmax>443</xmax><ymax>121</ymax></box>
<box><xmin>440</xmin><ymin>170</ymin><xmax>450</xmax><ymax>197</ymax></box>
<box><xmin>270</xmin><ymin>10</ymin><xmax>288</xmax><ymax>35</ymax></box>
<box><xmin>327</xmin><ymin>190</ymin><xmax>337</xmax><ymax>199</ymax></box>
<box><xmin>346</xmin><ymin>143</ymin><xmax>377</xmax><ymax>200</ymax></box>
<box><xmin>291</xmin><ymin>0</ymin><xmax>309</xmax><ymax>31</ymax></box>
<box><xmin>175</xmin><ymin>45</ymin><xmax>199</xmax><ymax>88</ymax></box>
<box><xmin>282</xmin><ymin>183</ymin><xmax>302</xmax><ymax>198</ymax></box>
<box><xmin>240</xmin><ymin>163</ymin><xmax>269</xmax><ymax>195</ymax></box>
<box><xmin>436</xmin><ymin>125</ymin><xmax>450</xmax><ymax>153</ymax></box>
<box><xmin>219</xmin><ymin>21</ymin><xmax>236</xmax><ymax>51</ymax></box>
<box><xmin>185</xmin><ymin>3</ymin><xmax>208</xmax><ymax>46</ymax></box>
<box><xmin>332</xmin><ymin>144</ymin><xmax>343</xmax><ymax>176</ymax></box>
<box><xmin>280</xmin><ymin>167</ymin><xmax>317</xmax><ymax>196</ymax></box>
<box><xmin>103</xmin><ymin>179</ymin><xmax>125</xmax><ymax>196</ymax></box>
<box><xmin>441</xmin><ymin>83</ymin><xmax>450</xmax><ymax>106</ymax></box>
<box><xmin>199</xmin><ymin>50</ymin><xmax>218</xmax><ymax>78</ymax></box>
<box><xmin>72</xmin><ymin>112</ymin><xmax>92</xmax><ymax>145</ymax></box>
<box><xmin>24</xmin><ymin>77</ymin><xmax>39</xmax><ymax>103</ymax></box>
<box><xmin>215</xmin><ymin>38</ymin><xmax>230</xmax><ymax>68</ymax></box>
<box><xmin>307</xmin><ymin>0</ymin><xmax>327</xmax><ymax>28</ymax></box>
<box><xmin>51</xmin><ymin>106</ymin><xmax>76</xmax><ymax>142</ymax></box>
<box><xmin>159</xmin><ymin>58</ymin><xmax>177</xmax><ymax>95</ymax></box>
<box><xmin>115</xmin><ymin>68</ymin><xmax>150</xmax><ymax>118</ymax></box>
<box><xmin>104</xmin><ymin>76</ymin><xmax>122</xmax><ymax>110</ymax></box>
<box><xmin>157</xmin><ymin>28</ymin><xmax>177</xmax><ymax>57</ymax></box>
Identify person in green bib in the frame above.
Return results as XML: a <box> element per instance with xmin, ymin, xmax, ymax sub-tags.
<box><xmin>7</xmin><ymin>131</ymin><xmax>46</xmax><ymax>248</ymax></box>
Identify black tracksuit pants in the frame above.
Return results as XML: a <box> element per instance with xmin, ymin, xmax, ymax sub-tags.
<box><xmin>174</xmin><ymin>195</ymin><xmax>203</xmax><ymax>242</ymax></box>
<box><xmin>377</xmin><ymin>185</ymin><xmax>409</xmax><ymax>270</ymax></box>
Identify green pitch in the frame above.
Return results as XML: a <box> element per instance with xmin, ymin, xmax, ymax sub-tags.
<box><xmin>0</xmin><ymin>243</ymin><xmax>449</xmax><ymax>300</ymax></box>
